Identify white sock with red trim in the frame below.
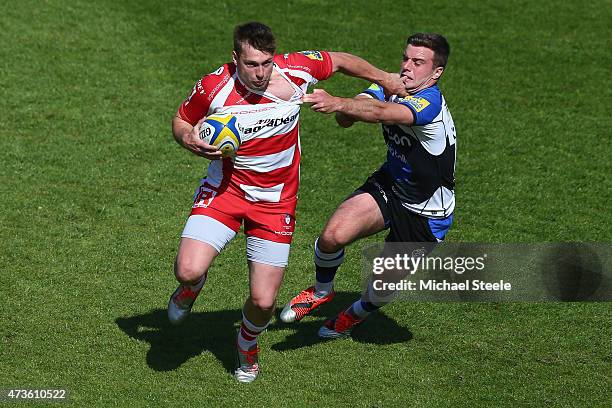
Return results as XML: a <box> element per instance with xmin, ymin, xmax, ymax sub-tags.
<box><xmin>237</xmin><ymin>314</ymin><xmax>269</xmax><ymax>351</ymax></box>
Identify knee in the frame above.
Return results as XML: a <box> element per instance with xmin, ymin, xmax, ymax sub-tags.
<box><xmin>174</xmin><ymin>256</ymin><xmax>207</xmax><ymax>284</ymax></box>
<box><xmin>318</xmin><ymin>228</ymin><xmax>347</xmax><ymax>253</ymax></box>
<box><xmin>249</xmin><ymin>296</ymin><xmax>276</xmax><ymax>314</ymax></box>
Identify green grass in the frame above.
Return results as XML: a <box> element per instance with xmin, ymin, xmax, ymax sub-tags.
<box><xmin>1</xmin><ymin>0</ymin><xmax>611</xmax><ymax>406</ymax></box>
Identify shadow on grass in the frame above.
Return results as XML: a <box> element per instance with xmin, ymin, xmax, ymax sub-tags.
<box><xmin>115</xmin><ymin>292</ymin><xmax>412</xmax><ymax>373</ymax></box>
<box><xmin>116</xmin><ymin>308</ymin><xmax>241</xmax><ymax>374</ymax></box>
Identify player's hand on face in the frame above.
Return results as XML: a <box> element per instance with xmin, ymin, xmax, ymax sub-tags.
<box><xmin>303</xmin><ymin>89</ymin><xmax>338</xmax><ymax>114</ymax></box>
<box><xmin>189</xmin><ymin>117</ymin><xmax>223</xmax><ymax>160</ymax></box>
<box><xmin>382</xmin><ymin>72</ymin><xmax>408</xmax><ymax>98</ymax></box>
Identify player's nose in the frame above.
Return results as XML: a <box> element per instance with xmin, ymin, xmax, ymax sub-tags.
<box><xmin>402</xmin><ymin>58</ymin><xmax>415</xmax><ymax>71</ymax></box>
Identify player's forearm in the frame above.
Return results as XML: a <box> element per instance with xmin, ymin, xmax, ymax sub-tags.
<box><xmin>171</xmin><ymin>115</ymin><xmax>222</xmax><ymax>160</ymax></box>
<box><xmin>335</xmin><ymin>112</ymin><xmax>356</xmax><ymax>128</ymax></box>
<box><xmin>335</xmin><ymin>94</ymin><xmax>373</xmax><ymax>127</ymax></box>
<box><xmin>330</xmin><ymin>52</ymin><xmax>388</xmax><ymax>86</ymax></box>
<box><xmin>336</xmin><ymin>98</ymin><xmax>386</xmax><ymax>124</ymax></box>
<box><xmin>172</xmin><ymin>115</ymin><xmax>195</xmax><ymax>149</ymax></box>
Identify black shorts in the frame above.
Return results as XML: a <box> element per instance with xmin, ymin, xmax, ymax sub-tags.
<box><xmin>354</xmin><ymin>167</ymin><xmax>439</xmax><ymax>243</ymax></box>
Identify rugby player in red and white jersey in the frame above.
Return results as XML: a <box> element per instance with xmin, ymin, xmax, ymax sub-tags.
<box><xmin>168</xmin><ymin>22</ymin><xmax>405</xmax><ymax>383</ymax></box>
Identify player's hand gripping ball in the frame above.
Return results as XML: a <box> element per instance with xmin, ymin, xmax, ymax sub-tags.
<box><xmin>199</xmin><ymin>113</ymin><xmax>242</xmax><ymax>157</ymax></box>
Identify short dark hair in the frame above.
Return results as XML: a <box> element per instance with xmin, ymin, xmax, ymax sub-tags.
<box><xmin>407</xmin><ymin>33</ymin><xmax>450</xmax><ymax>68</ymax></box>
<box><xmin>233</xmin><ymin>22</ymin><xmax>276</xmax><ymax>55</ymax></box>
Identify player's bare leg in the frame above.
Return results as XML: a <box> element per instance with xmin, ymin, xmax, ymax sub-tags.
<box><xmin>168</xmin><ymin>238</ymin><xmax>219</xmax><ymax>325</ymax></box>
<box><xmin>175</xmin><ymin>237</ymin><xmax>219</xmax><ymax>283</ymax></box>
<box><xmin>318</xmin><ymin>192</ymin><xmax>386</xmax><ymax>253</ymax></box>
<box><xmin>281</xmin><ymin>192</ymin><xmax>385</xmax><ymax>323</ymax></box>
<box><xmin>235</xmin><ymin>261</ymin><xmax>285</xmax><ymax>383</ymax></box>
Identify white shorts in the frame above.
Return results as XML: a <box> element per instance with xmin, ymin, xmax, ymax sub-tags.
<box><xmin>181</xmin><ymin>215</ymin><xmax>291</xmax><ymax>267</ymax></box>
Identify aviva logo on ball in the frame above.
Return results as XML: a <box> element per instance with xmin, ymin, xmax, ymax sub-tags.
<box><xmin>199</xmin><ymin>113</ymin><xmax>242</xmax><ymax>157</ymax></box>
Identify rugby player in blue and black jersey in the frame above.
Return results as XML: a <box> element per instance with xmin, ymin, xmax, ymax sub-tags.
<box><xmin>280</xmin><ymin>33</ymin><xmax>456</xmax><ymax>338</ymax></box>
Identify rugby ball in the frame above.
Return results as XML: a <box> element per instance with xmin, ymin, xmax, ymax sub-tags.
<box><xmin>199</xmin><ymin>113</ymin><xmax>242</xmax><ymax>157</ymax></box>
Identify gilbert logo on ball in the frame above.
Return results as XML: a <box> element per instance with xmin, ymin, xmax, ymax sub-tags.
<box><xmin>199</xmin><ymin>113</ymin><xmax>242</xmax><ymax>157</ymax></box>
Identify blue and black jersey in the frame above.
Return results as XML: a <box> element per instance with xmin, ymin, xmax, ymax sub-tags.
<box><xmin>361</xmin><ymin>83</ymin><xmax>456</xmax><ymax>219</ymax></box>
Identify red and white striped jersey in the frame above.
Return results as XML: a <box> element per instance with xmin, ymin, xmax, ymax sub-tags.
<box><xmin>178</xmin><ymin>51</ymin><xmax>333</xmax><ymax>204</ymax></box>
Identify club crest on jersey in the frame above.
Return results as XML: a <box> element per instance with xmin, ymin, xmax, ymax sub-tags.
<box><xmin>280</xmin><ymin>214</ymin><xmax>292</xmax><ymax>230</ymax></box>
<box><xmin>400</xmin><ymin>96</ymin><xmax>430</xmax><ymax>112</ymax></box>
<box><xmin>299</xmin><ymin>50</ymin><xmax>323</xmax><ymax>61</ymax></box>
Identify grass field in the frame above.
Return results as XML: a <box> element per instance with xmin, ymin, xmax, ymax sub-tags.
<box><xmin>1</xmin><ymin>0</ymin><xmax>611</xmax><ymax>406</ymax></box>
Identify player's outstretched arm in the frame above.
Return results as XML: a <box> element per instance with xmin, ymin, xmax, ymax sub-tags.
<box><xmin>305</xmin><ymin>89</ymin><xmax>415</xmax><ymax>126</ymax></box>
<box><xmin>328</xmin><ymin>52</ymin><xmax>407</xmax><ymax>97</ymax></box>
<box><xmin>335</xmin><ymin>112</ymin><xmax>354</xmax><ymax>128</ymax></box>
<box><xmin>334</xmin><ymin>95</ymin><xmax>373</xmax><ymax>128</ymax></box>
<box><xmin>172</xmin><ymin>114</ymin><xmax>223</xmax><ymax>160</ymax></box>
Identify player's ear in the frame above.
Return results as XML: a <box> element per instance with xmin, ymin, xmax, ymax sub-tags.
<box><xmin>432</xmin><ymin>66</ymin><xmax>444</xmax><ymax>80</ymax></box>
<box><xmin>232</xmin><ymin>51</ymin><xmax>238</xmax><ymax>65</ymax></box>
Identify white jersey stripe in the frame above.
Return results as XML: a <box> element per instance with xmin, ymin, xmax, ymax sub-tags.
<box><xmin>207</xmin><ymin>73</ymin><xmax>236</xmax><ymax>115</ymax></box>
<box><xmin>234</xmin><ymin>144</ymin><xmax>296</xmax><ymax>173</ymax></box>
<box><xmin>283</xmin><ymin>69</ymin><xmax>316</xmax><ymax>86</ymax></box>
<box><xmin>240</xmin><ymin>183</ymin><xmax>285</xmax><ymax>202</ymax></box>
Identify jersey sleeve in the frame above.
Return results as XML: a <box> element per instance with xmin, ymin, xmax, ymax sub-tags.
<box><xmin>283</xmin><ymin>51</ymin><xmax>334</xmax><ymax>84</ymax></box>
<box><xmin>177</xmin><ymin>65</ymin><xmax>230</xmax><ymax>125</ymax></box>
<box><xmin>396</xmin><ymin>87</ymin><xmax>442</xmax><ymax>126</ymax></box>
<box><xmin>177</xmin><ymin>78</ymin><xmax>209</xmax><ymax>126</ymax></box>
<box><xmin>359</xmin><ymin>83</ymin><xmax>386</xmax><ymax>101</ymax></box>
